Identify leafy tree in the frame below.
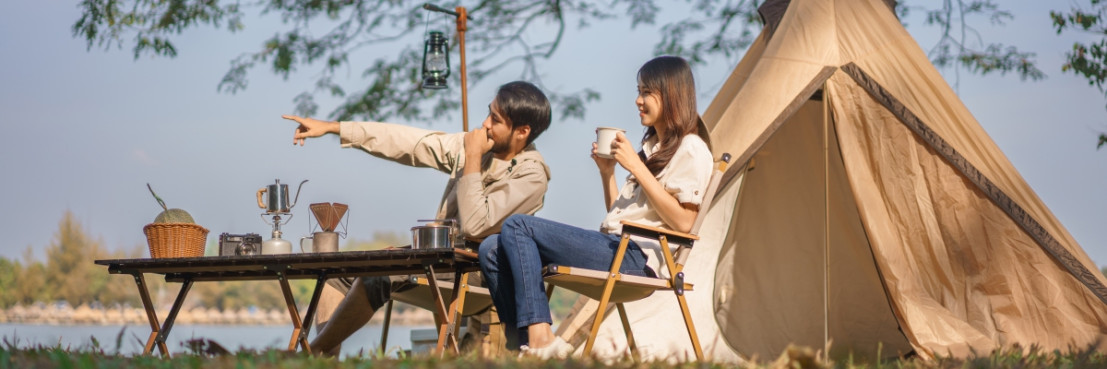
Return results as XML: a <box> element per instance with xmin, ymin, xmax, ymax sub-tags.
<box><xmin>190</xmin><ymin>280</ymin><xmax>229</xmax><ymax>310</ymax></box>
<box><xmin>344</xmin><ymin>231</ymin><xmax>405</xmax><ymax>251</ymax></box>
<box><xmin>72</xmin><ymin>0</ymin><xmax>1040</xmax><ymax>124</ymax></box>
<box><xmin>1052</xmin><ymin>0</ymin><xmax>1107</xmax><ymax>148</ymax></box>
<box><xmin>94</xmin><ymin>245</ymin><xmax>146</xmax><ymax>307</ymax></box>
<box><xmin>913</xmin><ymin>1</ymin><xmax>1043</xmax><ymax>86</ymax></box>
<box><xmin>0</xmin><ymin>257</ymin><xmax>21</xmax><ymax>308</ymax></box>
<box><xmin>42</xmin><ymin>211</ymin><xmax>107</xmax><ymax>306</ymax></box>
<box><xmin>16</xmin><ymin>248</ymin><xmax>48</xmax><ymax>305</ymax></box>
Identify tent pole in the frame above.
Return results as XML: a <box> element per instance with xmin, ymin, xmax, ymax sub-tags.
<box><xmin>822</xmin><ymin>81</ymin><xmax>830</xmax><ymax>351</ymax></box>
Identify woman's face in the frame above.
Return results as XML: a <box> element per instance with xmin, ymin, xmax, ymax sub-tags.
<box><xmin>636</xmin><ymin>85</ymin><xmax>663</xmax><ymax>128</ymax></box>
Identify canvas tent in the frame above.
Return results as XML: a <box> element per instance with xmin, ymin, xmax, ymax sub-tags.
<box><xmin>555</xmin><ymin>0</ymin><xmax>1107</xmax><ymax>362</ymax></box>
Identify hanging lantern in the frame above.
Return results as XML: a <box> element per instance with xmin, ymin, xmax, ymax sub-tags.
<box><xmin>422</xmin><ymin>31</ymin><xmax>450</xmax><ymax>90</ymax></box>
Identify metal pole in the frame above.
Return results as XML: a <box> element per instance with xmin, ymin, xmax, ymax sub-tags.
<box><xmin>822</xmin><ymin>82</ymin><xmax>830</xmax><ymax>351</ymax></box>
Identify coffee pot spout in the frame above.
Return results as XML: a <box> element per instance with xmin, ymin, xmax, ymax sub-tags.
<box><xmin>289</xmin><ymin>179</ymin><xmax>309</xmax><ymax>210</ymax></box>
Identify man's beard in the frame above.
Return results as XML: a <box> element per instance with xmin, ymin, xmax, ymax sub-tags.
<box><xmin>489</xmin><ymin>136</ymin><xmax>511</xmax><ymax>154</ymax></box>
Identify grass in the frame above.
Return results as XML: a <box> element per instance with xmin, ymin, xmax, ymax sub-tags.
<box><xmin>1</xmin><ymin>339</ymin><xmax>1106</xmax><ymax>369</ymax></box>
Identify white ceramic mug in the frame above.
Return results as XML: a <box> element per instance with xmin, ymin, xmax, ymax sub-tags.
<box><xmin>300</xmin><ymin>231</ymin><xmax>339</xmax><ymax>253</ymax></box>
<box><xmin>596</xmin><ymin>127</ymin><xmax>625</xmax><ymax>159</ymax></box>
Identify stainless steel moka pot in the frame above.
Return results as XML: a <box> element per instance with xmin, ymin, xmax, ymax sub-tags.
<box><xmin>257</xmin><ymin>179</ymin><xmax>308</xmax><ymax>254</ymax></box>
<box><xmin>257</xmin><ymin>179</ymin><xmax>308</xmax><ymax>214</ymax></box>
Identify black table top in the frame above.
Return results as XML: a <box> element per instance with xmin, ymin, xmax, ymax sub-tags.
<box><xmin>95</xmin><ymin>248</ymin><xmax>479</xmax><ymax>282</ymax></box>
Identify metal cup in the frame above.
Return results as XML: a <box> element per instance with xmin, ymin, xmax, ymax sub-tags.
<box><xmin>411</xmin><ymin>225</ymin><xmax>451</xmax><ymax>249</ymax></box>
<box><xmin>300</xmin><ymin>231</ymin><xmax>339</xmax><ymax>253</ymax></box>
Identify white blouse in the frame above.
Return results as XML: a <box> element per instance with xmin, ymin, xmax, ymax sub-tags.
<box><xmin>599</xmin><ymin>134</ymin><xmax>713</xmax><ymax>274</ymax></box>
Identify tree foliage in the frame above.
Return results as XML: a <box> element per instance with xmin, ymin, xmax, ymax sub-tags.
<box><xmin>44</xmin><ymin>213</ymin><xmax>104</xmax><ymax>305</ymax></box>
<box><xmin>73</xmin><ymin>0</ymin><xmax>1040</xmax><ymax>124</ymax></box>
<box><xmin>36</xmin><ymin>212</ymin><xmax>140</xmax><ymax>307</ymax></box>
<box><xmin>15</xmin><ymin>250</ymin><xmax>48</xmax><ymax>306</ymax></box>
<box><xmin>0</xmin><ymin>257</ymin><xmax>21</xmax><ymax>308</ymax></box>
<box><xmin>915</xmin><ymin>0</ymin><xmax>1043</xmax><ymax>85</ymax></box>
<box><xmin>0</xmin><ymin>212</ymin><xmax>138</xmax><ymax>308</ymax></box>
<box><xmin>1052</xmin><ymin>0</ymin><xmax>1107</xmax><ymax>148</ymax></box>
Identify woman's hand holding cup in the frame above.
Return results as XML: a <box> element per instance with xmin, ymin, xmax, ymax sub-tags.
<box><xmin>609</xmin><ymin>131</ymin><xmax>645</xmax><ymax>175</ymax></box>
<box><xmin>592</xmin><ymin>141</ymin><xmax>616</xmax><ymax>174</ymax></box>
<box><xmin>594</xmin><ymin>126</ymin><xmax>624</xmax><ymax>173</ymax></box>
<box><xmin>606</xmin><ymin>132</ymin><xmax>646</xmax><ymax>179</ymax></box>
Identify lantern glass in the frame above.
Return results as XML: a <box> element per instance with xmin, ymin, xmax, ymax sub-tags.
<box><xmin>422</xmin><ymin>31</ymin><xmax>450</xmax><ymax>90</ymax></box>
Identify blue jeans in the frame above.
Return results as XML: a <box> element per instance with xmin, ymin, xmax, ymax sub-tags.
<box><xmin>479</xmin><ymin>214</ymin><xmax>655</xmax><ymax>349</ymax></box>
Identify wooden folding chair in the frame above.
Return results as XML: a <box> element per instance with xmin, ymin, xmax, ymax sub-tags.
<box><xmin>378</xmin><ymin>243</ymin><xmax>494</xmax><ymax>354</ymax></box>
<box><xmin>543</xmin><ymin>153</ymin><xmax>731</xmax><ymax>360</ymax></box>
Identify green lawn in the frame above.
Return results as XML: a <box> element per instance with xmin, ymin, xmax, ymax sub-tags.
<box><xmin>2</xmin><ymin>342</ymin><xmax>1105</xmax><ymax>369</ymax></box>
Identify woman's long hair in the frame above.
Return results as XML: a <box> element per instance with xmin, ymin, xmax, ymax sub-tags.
<box><xmin>637</xmin><ymin>56</ymin><xmax>711</xmax><ymax>177</ymax></box>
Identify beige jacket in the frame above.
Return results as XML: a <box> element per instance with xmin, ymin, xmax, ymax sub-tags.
<box><xmin>339</xmin><ymin>121</ymin><xmax>550</xmax><ymax>239</ymax></box>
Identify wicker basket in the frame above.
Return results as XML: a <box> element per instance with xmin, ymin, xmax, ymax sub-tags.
<box><xmin>143</xmin><ymin>223</ymin><xmax>209</xmax><ymax>258</ymax></box>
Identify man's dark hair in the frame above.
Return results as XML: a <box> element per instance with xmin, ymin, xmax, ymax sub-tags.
<box><xmin>495</xmin><ymin>81</ymin><xmax>551</xmax><ymax>146</ymax></box>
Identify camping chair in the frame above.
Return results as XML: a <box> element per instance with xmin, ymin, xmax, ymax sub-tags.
<box><xmin>543</xmin><ymin>153</ymin><xmax>731</xmax><ymax>360</ymax></box>
<box><xmin>378</xmin><ymin>243</ymin><xmax>495</xmax><ymax>354</ymax></box>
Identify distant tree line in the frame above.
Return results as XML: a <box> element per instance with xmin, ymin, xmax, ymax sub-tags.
<box><xmin>0</xmin><ymin>212</ymin><xmax>140</xmax><ymax>309</ymax></box>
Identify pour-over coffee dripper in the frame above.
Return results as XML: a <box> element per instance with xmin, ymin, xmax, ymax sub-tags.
<box><xmin>302</xmin><ymin>203</ymin><xmax>348</xmax><ymax>254</ymax></box>
<box><xmin>310</xmin><ymin>202</ymin><xmax>348</xmax><ymax>232</ymax></box>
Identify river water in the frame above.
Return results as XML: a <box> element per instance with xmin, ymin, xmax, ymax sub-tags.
<box><xmin>0</xmin><ymin>323</ymin><xmax>428</xmax><ymax>358</ymax></box>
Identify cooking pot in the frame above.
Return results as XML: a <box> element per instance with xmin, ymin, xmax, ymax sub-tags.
<box><xmin>411</xmin><ymin>219</ymin><xmax>456</xmax><ymax>249</ymax></box>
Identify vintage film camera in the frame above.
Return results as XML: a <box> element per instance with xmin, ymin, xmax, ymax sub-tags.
<box><xmin>218</xmin><ymin>232</ymin><xmax>262</xmax><ymax>256</ymax></box>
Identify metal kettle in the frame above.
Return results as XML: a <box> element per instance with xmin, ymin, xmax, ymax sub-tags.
<box><xmin>257</xmin><ymin>179</ymin><xmax>308</xmax><ymax>214</ymax></box>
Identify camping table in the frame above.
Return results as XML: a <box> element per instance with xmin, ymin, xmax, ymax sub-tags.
<box><xmin>94</xmin><ymin>248</ymin><xmax>480</xmax><ymax>357</ymax></box>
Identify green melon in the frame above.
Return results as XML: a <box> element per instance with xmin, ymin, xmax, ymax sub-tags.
<box><xmin>147</xmin><ymin>183</ymin><xmax>195</xmax><ymax>224</ymax></box>
<box><xmin>154</xmin><ymin>208</ymin><xmax>194</xmax><ymax>223</ymax></box>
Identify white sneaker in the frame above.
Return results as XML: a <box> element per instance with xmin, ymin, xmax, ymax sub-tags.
<box><xmin>518</xmin><ymin>336</ymin><xmax>575</xmax><ymax>359</ymax></box>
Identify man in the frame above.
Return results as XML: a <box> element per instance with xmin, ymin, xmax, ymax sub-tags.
<box><xmin>283</xmin><ymin>81</ymin><xmax>552</xmax><ymax>355</ymax></box>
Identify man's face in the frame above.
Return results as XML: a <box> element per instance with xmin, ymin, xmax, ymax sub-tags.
<box><xmin>483</xmin><ymin>101</ymin><xmax>515</xmax><ymax>154</ymax></box>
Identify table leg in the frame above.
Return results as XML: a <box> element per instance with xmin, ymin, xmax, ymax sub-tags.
<box><xmin>295</xmin><ymin>272</ymin><xmax>327</xmax><ymax>354</ymax></box>
<box><xmin>380</xmin><ymin>300</ymin><xmax>393</xmax><ymax>353</ymax></box>
<box><xmin>423</xmin><ymin>264</ymin><xmax>460</xmax><ymax>355</ymax></box>
<box><xmin>445</xmin><ymin>269</ymin><xmax>469</xmax><ymax>352</ymax></box>
<box><xmin>276</xmin><ymin>272</ymin><xmax>309</xmax><ymax>353</ymax></box>
<box><xmin>132</xmin><ymin>273</ymin><xmax>169</xmax><ymax>357</ymax></box>
<box><xmin>155</xmin><ymin>277</ymin><xmax>193</xmax><ymax>356</ymax></box>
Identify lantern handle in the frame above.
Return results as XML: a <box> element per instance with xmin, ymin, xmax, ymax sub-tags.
<box><xmin>422</xmin><ymin>3</ymin><xmax>473</xmax><ymax>20</ymax></box>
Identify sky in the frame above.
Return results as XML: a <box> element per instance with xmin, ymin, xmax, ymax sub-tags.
<box><xmin>1</xmin><ymin>2</ymin><xmax>1105</xmax><ymax>269</ymax></box>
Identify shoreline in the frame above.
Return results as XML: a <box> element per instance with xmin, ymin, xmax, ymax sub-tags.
<box><xmin>0</xmin><ymin>303</ymin><xmax>434</xmax><ymax>326</ymax></box>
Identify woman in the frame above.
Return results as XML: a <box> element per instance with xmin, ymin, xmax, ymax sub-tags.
<box><xmin>478</xmin><ymin>56</ymin><xmax>713</xmax><ymax>358</ymax></box>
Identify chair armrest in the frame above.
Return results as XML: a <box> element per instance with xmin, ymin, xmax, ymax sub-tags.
<box><xmin>462</xmin><ymin>237</ymin><xmax>484</xmax><ymax>251</ymax></box>
<box><xmin>619</xmin><ymin>220</ymin><xmax>698</xmax><ymax>246</ymax></box>
<box><xmin>454</xmin><ymin>247</ymin><xmax>479</xmax><ymax>260</ymax></box>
